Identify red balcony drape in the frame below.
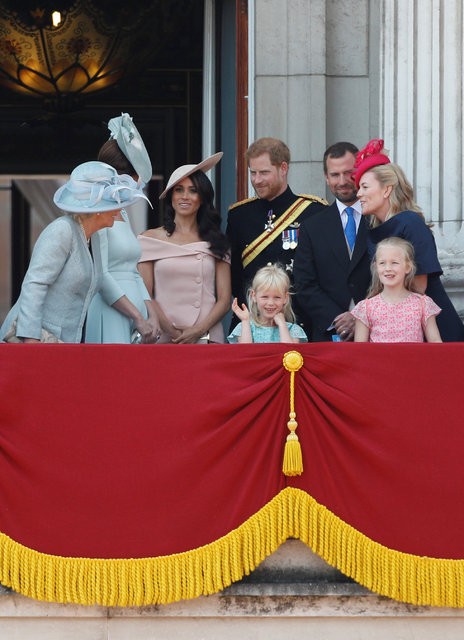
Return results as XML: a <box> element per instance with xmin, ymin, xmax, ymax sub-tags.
<box><xmin>0</xmin><ymin>343</ymin><xmax>463</xmax><ymax>607</ymax></box>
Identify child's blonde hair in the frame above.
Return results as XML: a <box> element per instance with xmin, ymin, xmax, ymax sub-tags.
<box><xmin>368</xmin><ymin>236</ymin><xmax>417</xmax><ymax>298</ymax></box>
<box><xmin>247</xmin><ymin>263</ymin><xmax>295</xmax><ymax>324</ymax></box>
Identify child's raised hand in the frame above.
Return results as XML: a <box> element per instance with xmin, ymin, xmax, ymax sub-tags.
<box><xmin>232</xmin><ymin>297</ymin><xmax>250</xmax><ymax>321</ymax></box>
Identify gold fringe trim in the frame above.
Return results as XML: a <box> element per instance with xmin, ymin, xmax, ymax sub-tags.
<box><xmin>282</xmin><ymin>351</ymin><xmax>304</xmax><ymax>476</ymax></box>
<box><xmin>228</xmin><ymin>196</ymin><xmax>258</xmax><ymax>210</ymax></box>
<box><xmin>297</xmin><ymin>193</ymin><xmax>329</xmax><ymax>206</ymax></box>
<box><xmin>1</xmin><ymin>487</ymin><xmax>464</xmax><ymax>608</ymax></box>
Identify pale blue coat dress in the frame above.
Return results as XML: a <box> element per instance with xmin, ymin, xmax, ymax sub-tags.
<box><xmin>84</xmin><ymin>210</ymin><xmax>150</xmax><ymax>343</ymax></box>
<box><xmin>0</xmin><ymin>216</ymin><xmax>99</xmax><ymax>343</ymax></box>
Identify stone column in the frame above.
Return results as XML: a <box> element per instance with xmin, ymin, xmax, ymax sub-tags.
<box><xmin>252</xmin><ymin>0</ymin><xmax>374</xmax><ymax>195</ymax></box>
<box><xmin>252</xmin><ymin>0</ymin><xmax>328</xmax><ymax>192</ymax></box>
<box><xmin>380</xmin><ymin>0</ymin><xmax>464</xmax><ymax>314</ymax></box>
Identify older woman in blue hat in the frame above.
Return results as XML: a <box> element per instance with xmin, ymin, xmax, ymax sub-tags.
<box><xmin>0</xmin><ymin>161</ymin><xmax>148</xmax><ymax>344</ymax></box>
<box><xmin>85</xmin><ymin>113</ymin><xmax>160</xmax><ymax>344</ymax></box>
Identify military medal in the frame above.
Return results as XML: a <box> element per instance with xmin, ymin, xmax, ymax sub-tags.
<box><xmin>264</xmin><ymin>209</ymin><xmax>275</xmax><ymax>232</ymax></box>
<box><xmin>289</xmin><ymin>227</ymin><xmax>298</xmax><ymax>249</ymax></box>
<box><xmin>282</xmin><ymin>229</ymin><xmax>291</xmax><ymax>249</ymax></box>
<box><xmin>282</xmin><ymin>227</ymin><xmax>299</xmax><ymax>249</ymax></box>
<box><xmin>289</xmin><ymin>223</ymin><xmax>299</xmax><ymax>249</ymax></box>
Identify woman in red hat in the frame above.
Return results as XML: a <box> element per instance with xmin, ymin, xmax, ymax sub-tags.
<box><xmin>354</xmin><ymin>139</ymin><xmax>464</xmax><ymax>342</ymax></box>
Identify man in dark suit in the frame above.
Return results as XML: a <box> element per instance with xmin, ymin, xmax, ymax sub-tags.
<box><xmin>293</xmin><ymin>141</ymin><xmax>371</xmax><ymax>341</ymax></box>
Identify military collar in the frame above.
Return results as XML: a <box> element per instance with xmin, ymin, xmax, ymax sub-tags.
<box><xmin>258</xmin><ymin>186</ymin><xmax>296</xmax><ymax>214</ymax></box>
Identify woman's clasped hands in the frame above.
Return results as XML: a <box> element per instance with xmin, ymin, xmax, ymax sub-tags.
<box><xmin>168</xmin><ymin>322</ymin><xmax>209</xmax><ymax>344</ymax></box>
<box><xmin>133</xmin><ymin>314</ymin><xmax>161</xmax><ymax>344</ymax></box>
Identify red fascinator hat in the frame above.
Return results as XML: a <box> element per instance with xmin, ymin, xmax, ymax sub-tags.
<box><xmin>353</xmin><ymin>138</ymin><xmax>391</xmax><ymax>188</ymax></box>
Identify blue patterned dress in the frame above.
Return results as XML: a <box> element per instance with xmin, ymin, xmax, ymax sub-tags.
<box><xmin>227</xmin><ymin>320</ymin><xmax>307</xmax><ymax>343</ymax></box>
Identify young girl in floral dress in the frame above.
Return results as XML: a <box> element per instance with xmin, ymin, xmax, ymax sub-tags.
<box><xmin>351</xmin><ymin>237</ymin><xmax>442</xmax><ymax>342</ymax></box>
<box><xmin>227</xmin><ymin>264</ymin><xmax>307</xmax><ymax>343</ymax></box>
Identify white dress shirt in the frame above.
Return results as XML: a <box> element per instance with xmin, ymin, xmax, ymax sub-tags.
<box><xmin>337</xmin><ymin>199</ymin><xmax>362</xmax><ymax>233</ymax></box>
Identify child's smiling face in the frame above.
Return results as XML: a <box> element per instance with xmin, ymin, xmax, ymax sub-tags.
<box><xmin>376</xmin><ymin>245</ymin><xmax>411</xmax><ymax>289</ymax></box>
<box><xmin>252</xmin><ymin>286</ymin><xmax>288</xmax><ymax>325</ymax></box>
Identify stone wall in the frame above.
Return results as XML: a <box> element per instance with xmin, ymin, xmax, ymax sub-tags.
<box><xmin>2</xmin><ymin>541</ymin><xmax>464</xmax><ymax>639</ymax></box>
<box><xmin>379</xmin><ymin>0</ymin><xmax>464</xmax><ymax>316</ymax></box>
<box><xmin>252</xmin><ymin>0</ymin><xmax>378</xmax><ymax>197</ymax></box>
<box><xmin>252</xmin><ymin>0</ymin><xmax>464</xmax><ymax>316</ymax></box>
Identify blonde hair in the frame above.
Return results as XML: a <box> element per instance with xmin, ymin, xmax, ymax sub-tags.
<box><xmin>368</xmin><ymin>163</ymin><xmax>423</xmax><ymax>227</ymax></box>
<box><xmin>247</xmin><ymin>264</ymin><xmax>295</xmax><ymax>324</ymax></box>
<box><xmin>368</xmin><ymin>237</ymin><xmax>418</xmax><ymax>298</ymax></box>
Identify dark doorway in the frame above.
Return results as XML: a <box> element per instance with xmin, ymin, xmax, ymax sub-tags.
<box><xmin>0</xmin><ymin>1</ymin><xmax>204</xmax><ymax>179</ymax></box>
<box><xmin>0</xmin><ymin>0</ymin><xmax>206</xmax><ymax>314</ymax></box>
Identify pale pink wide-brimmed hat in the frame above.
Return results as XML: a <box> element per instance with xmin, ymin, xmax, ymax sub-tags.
<box><xmin>159</xmin><ymin>152</ymin><xmax>223</xmax><ymax>199</ymax></box>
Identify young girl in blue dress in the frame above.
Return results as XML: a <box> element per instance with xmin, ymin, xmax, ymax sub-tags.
<box><xmin>227</xmin><ymin>264</ymin><xmax>307</xmax><ymax>343</ymax></box>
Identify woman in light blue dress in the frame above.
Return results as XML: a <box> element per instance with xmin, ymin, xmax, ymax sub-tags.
<box><xmin>85</xmin><ymin>113</ymin><xmax>160</xmax><ymax>343</ymax></box>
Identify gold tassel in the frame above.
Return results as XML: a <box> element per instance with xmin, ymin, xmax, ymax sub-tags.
<box><xmin>282</xmin><ymin>351</ymin><xmax>304</xmax><ymax>476</ymax></box>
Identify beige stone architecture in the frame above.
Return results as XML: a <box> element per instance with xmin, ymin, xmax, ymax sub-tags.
<box><xmin>2</xmin><ymin>0</ymin><xmax>464</xmax><ymax>637</ymax></box>
<box><xmin>246</xmin><ymin>0</ymin><xmax>464</xmax><ymax>317</ymax></box>
<box><xmin>2</xmin><ymin>541</ymin><xmax>464</xmax><ymax>638</ymax></box>
<box><xmin>379</xmin><ymin>0</ymin><xmax>464</xmax><ymax>317</ymax></box>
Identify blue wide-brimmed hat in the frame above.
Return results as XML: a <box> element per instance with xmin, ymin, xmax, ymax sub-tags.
<box><xmin>53</xmin><ymin>161</ymin><xmax>152</xmax><ymax>214</ymax></box>
<box><xmin>107</xmin><ymin>112</ymin><xmax>152</xmax><ymax>184</ymax></box>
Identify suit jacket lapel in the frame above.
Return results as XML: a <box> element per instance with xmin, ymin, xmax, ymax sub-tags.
<box><xmin>349</xmin><ymin>215</ymin><xmax>368</xmax><ymax>272</ymax></box>
<box><xmin>322</xmin><ymin>204</ymin><xmax>351</xmax><ymax>270</ymax></box>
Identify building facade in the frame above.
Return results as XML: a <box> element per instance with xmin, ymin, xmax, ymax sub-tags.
<box><xmin>241</xmin><ymin>0</ymin><xmax>464</xmax><ymax>316</ymax></box>
<box><xmin>1</xmin><ymin>1</ymin><xmax>464</xmax><ymax>637</ymax></box>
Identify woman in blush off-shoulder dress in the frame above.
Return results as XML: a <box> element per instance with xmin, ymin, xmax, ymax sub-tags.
<box><xmin>138</xmin><ymin>153</ymin><xmax>231</xmax><ymax>343</ymax></box>
<box><xmin>353</xmin><ymin>138</ymin><xmax>464</xmax><ymax>341</ymax></box>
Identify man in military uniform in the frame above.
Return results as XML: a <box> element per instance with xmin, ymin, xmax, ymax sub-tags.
<box><xmin>226</xmin><ymin>137</ymin><xmax>326</xmax><ymax>325</ymax></box>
